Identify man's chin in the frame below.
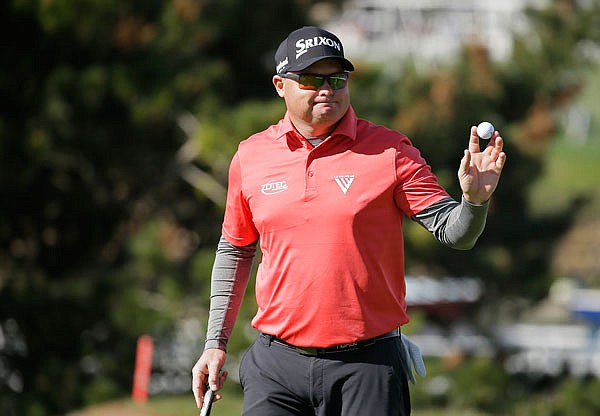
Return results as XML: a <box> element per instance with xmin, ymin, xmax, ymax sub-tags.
<box><xmin>313</xmin><ymin>105</ymin><xmax>341</xmax><ymax>119</ymax></box>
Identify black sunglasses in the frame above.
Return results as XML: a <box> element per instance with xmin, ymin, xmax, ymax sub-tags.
<box><xmin>279</xmin><ymin>72</ymin><xmax>349</xmax><ymax>90</ymax></box>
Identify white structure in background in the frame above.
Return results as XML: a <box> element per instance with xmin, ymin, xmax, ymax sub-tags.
<box><xmin>407</xmin><ymin>276</ymin><xmax>600</xmax><ymax>378</ymax></box>
<box><xmin>405</xmin><ymin>276</ymin><xmax>495</xmax><ymax>358</ymax></box>
<box><xmin>324</xmin><ymin>0</ymin><xmax>548</xmax><ymax>66</ymax></box>
<box><xmin>405</xmin><ymin>275</ymin><xmax>483</xmax><ymax>306</ymax></box>
<box><xmin>497</xmin><ymin>284</ymin><xmax>600</xmax><ymax>377</ymax></box>
<box><xmin>403</xmin><ymin>276</ymin><xmax>600</xmax><ymax>378</ymax></box>
<box><xmin>497</xmin><ymin>323</ymin><xmax>600</xmax><ymax>377</ymax></box>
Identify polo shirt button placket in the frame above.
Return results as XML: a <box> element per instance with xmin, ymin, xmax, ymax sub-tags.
<box><xmin>304</xmin><ymin>157</ymin><xmax>317</xmax><ymax>200</ymax></box>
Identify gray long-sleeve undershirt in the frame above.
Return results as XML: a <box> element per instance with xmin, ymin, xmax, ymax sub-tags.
<box><xmin>204</xmin><ymin>196</ymin><xmax>488</xmax><ymax>351</ymax></box>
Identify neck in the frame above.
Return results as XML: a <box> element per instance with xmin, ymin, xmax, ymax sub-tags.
<box><xmin>292</xmin><ymin>120</ymin><xmax>337</xmax><ymax>140</ymax></box>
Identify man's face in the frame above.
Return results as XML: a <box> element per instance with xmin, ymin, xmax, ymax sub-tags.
<box><xmin>273</xmin><ymin>58</ymin><xmax>350</xmax><ymax>134</ymax></box>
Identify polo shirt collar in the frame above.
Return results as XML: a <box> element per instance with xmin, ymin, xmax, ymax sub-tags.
<box><xmin>275</xmin><ymin>106</ymin><xmax>358</xmax><ymax>141</ymax></box>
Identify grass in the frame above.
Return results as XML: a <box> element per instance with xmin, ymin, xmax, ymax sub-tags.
<box><xmin>529</xmin><ymin>132</ymin><xmax>600</xmax><ymax>217</ymax></box>
<box><xmin>146</xmin><ymin>382</ymin><xmax>244</xmax><ymax>415</ymax></box>
<box><xmin>147</xmin><ymin>394</ymin><xmax>242</xmax><ymax>415</ymax></box>
<box><xmin>531</xmin><ymin>127</ymin><xmax>600</xmax><ymax>211</ymax></box>
<box><xmin>529</xmin><ymin>65</ymin><xmax>600</xmax><ymax>218</ymax></box>
<box><xmin>113</xmin><ymin>394</ymin><xmax>487</xmax><ymax>416</ymax></box>
<box><xmin>73</xmin><ymin>378</ymin><xmax>490</xmax><ymax>416</ymax></box>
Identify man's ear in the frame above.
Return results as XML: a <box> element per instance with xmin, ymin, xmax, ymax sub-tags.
<box><xmin>272</xmin><ymin>75</ymin><xmax>285</xmax><ymax>98</ymax></box>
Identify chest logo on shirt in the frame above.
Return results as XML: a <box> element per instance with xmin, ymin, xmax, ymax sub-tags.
<box><xmin>334</xmin><ymin>175</ymin><xmax>355</xmax><ymax>194</ymax></box>
<box><xmin>261</xmin><ymin>180</ymin><xmax>289</xmax><ymax>195</ymax></box>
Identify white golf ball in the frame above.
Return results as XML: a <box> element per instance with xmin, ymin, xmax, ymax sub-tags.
<box><xmin>476</xmin><ymin>121</ymin><xmax>495</xmax><ymax>140</ymax></box>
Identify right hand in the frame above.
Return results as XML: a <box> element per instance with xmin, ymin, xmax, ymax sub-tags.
<box><xmin>191</xmin><ymin>348</ymin><xmax>228</xmax><ymax>408</ymax></box>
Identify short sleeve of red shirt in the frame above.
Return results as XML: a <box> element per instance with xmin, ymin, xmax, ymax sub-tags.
<box><xmin>393</xmin><ymin>141</ymin><xmax>450</xmax><ymax>217</ymax></box>
<box><xmin>222</xmin><ymin>152</ymin><xmax>259</xmax><ymax>246</ymax></box>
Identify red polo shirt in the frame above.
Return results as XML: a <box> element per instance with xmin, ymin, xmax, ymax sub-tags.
<box><xmin>222</xmin><ymin>107</ymin><xmax>449</xmax><ymax>347</ymax></box>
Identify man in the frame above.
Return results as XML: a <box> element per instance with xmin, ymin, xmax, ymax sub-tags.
<box><xmin>192</xmin><ymin>26</ymin><xmax>506</xmax><ymax>415</ymax></box>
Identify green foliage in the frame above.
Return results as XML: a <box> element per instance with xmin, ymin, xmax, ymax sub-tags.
<box><xmin>193</xmin><ymin>99</ymin><xmax>286</xmax><ymax>185</ymax></box>
<box><xmin>410</xmin><ymin>358</ymin><xmax>600</xmax><ymax>415</ymax></box>
<box><xmin>0</xmin><ymin>0</ymin><xmax>322</xmax><ymax>414</ymax></box>
<box><xmin>448</xmin><ymin>357</ymin><xmax>512</xmax><ymax>413</ymax></box>
<box><xmin>513</xmin><ymin>377</ymin><xmax>600</xmax><ymax>416</ymax></box>
<box><xmin>408</xmin><ymin>356</ymin><xmax>508</xmax><ymax>412</ymax></box>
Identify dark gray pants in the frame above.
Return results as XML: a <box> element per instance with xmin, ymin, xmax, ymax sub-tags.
<box><xmin>239</xmin><ymin>333</ymin><xmax>411</xmax><ymax>416</ymax></box>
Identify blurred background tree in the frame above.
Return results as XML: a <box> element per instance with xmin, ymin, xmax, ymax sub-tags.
<box><xmin>0</xmin><ymin>0</ymin><xmax>335</xmax><ymax>414</ymax></box>
<box><xmin>0</xmin><ymin>0</ymin><xmax>598</xmax><ymax>415</ymax></box>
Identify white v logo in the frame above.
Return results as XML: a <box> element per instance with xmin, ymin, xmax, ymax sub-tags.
<box><xmin>334</xmin><ymin>175</ymin><xmax>355</xmax><ymax>194</ymax></box>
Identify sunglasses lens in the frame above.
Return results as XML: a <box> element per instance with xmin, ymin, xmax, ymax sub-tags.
<box><xmin>292</xmin><ymin>73</ymin><xmax>348</xmax><ymax>90</ymax></box>
<box><xmin>298</xmin><ymin>75</ymin><xmax>324</xmax><ymax>89</ymax></box>
<box><xmin>329</xmin><ymin>76</ymin><xmax>347</xmax><ymax>90</ymax></box>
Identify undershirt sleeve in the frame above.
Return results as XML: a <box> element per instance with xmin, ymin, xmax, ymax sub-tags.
<box><xmin>412</xmin><ymin>196</ymin><xmax>489</xmax><ymax>250</ymax></box>
<box><xmin>204</xmin><ymin>235</ymin><xmax>257</xmax><ymax>351</ymax></box>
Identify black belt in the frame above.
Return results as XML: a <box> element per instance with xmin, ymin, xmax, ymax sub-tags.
<box><xmin>263</xmin><ymin>328</ymin><xmax>400</xmax><ymax>356</ymax></box>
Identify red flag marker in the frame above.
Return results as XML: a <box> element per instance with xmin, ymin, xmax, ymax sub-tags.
<box><xmin>132</xmin><ymin>335</ymin><xmax>154</xmax><ymax>403</ymax></box>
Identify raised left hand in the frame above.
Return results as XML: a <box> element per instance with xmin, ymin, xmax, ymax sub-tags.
<box><xmin>458</xmin><ymin>126</ymin><xmax>507</xmax><ymax>204</ymax></box>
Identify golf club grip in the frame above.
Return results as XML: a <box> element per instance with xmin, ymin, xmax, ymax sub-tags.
<box><xmin>199</xmin><ymin>388</ymin><xmax>214</xmax><ymax>416</ymax></box>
